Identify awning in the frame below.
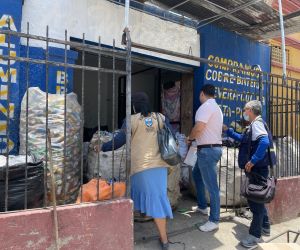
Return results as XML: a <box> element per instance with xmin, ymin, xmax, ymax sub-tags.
<box><xmin>145</xmin><ymin>0</ymin><xmax>300</xmax><ymax>40</ymax></box>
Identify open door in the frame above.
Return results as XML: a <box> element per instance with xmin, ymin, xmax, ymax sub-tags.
<box><xmin>181</xmin><ymin>73</ymin><xmax>194</xmax><ymax>136</ymax></box>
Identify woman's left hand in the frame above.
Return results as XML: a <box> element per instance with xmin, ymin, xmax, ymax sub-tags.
<box><xmin>245</xmin><ymin>161</ymin><xmax>254</xmax><ymax>172</ymax></box>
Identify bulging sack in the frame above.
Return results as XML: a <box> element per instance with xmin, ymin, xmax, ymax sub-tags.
<box><xmin>0</xmin><ymin>154</ymin><xmax>44</xmax><ymax>211</ymax></box>
<box><xmin>19</xmin><ymin>87</ymin><xmax>82</xmax><ymax>205</ymax></box>
<box><xmin>76</xmin><ymin>179</ymin><xmax>126</xmax><ymax>203</ymax></box>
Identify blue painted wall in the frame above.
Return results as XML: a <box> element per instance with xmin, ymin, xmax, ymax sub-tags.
<box><xmin>194</xmin><ymin>24</ymin><xmax>271</xmax><ymax>126</ymax></box>
<box><xmin>0</xmin><ymin>0</ymin><xmax>22</xmax><ymax>154</ymax></box>
<box><xmin>0</xmin><ymin>0</ymin><xmax>78</xmax><ymax>154</ymax></box>
<box><xmin>19</xmin><ymin>46</ymin><xmax>78</xmax><ymax>100</ymax></box>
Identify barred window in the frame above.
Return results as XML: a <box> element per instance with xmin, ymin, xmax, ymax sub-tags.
<box><xmin>272</xmin><ymin>46</ymin><xmax>290</xmax><ymax>65</ymax></box>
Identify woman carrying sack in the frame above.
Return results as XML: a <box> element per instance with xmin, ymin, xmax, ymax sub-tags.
<box><xmin>223</xmin><ymin>100</ymin><xmax>276</xmax><ymax>249</ymax></box>
<box><xmin>96</xmin><ymin>92</ymin><xmax>173</xmax><ymax>250</ymax></box>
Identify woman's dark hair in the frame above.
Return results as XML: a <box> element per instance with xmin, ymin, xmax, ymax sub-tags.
<box><xmin>132</xmin><ymin>92</ymin><xmax>151</xmax><ymax>117</ymax></box>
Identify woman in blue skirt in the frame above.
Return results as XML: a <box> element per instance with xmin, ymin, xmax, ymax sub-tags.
<box><xmin>98</xmin><ymin>92</ymin><xmax>173</xmax><ymax>250</ymax></box>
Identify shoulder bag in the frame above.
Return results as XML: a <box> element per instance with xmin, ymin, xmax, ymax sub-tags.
<box><xmin>155</xmin><ymin>113</ymin><xmax>180</xmax><ymax>166</ymax></box>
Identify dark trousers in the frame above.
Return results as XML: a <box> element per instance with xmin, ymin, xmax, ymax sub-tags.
<box><xmin>248</xmin><ymin>167</ymin><xmax>270</xmax><ymax>238</ymax></box>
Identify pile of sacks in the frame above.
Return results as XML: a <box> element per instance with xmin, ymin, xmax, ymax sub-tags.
<box><xmin>19</xmin><ymin>87</ymin><xmax>82</xmax><ymax>205</ymax></box>
<box><xmin>87</xmin><ymin>131</ymin><xmax>126</xmax><ymax>181</ymax></box>
<box><xmin>274</xmin><ymin>136</ymin><xmax>300</xmax><ymax>176</ymax></box>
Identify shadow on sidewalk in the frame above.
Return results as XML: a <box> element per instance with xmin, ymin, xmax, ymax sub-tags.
<box><xmin>134</xmin><ymin>194</ymin><xmax>252</xmax><ymax>250</ymax></box>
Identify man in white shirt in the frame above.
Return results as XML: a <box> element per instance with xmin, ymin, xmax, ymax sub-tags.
<box><xmin>188</xmin><ymin>84</ymin><xmax>223</xmax><ymax>232</ymax></box>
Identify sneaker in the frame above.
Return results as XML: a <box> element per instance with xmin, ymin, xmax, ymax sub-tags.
<box><xmin>240</xmin><ymin>234</ymin><xmax>262</xmax><ymax>248</ymax></box>
<box><xmin>192</xmin><ymin>206</ymin><xmax>209</xmax><ymax>215</ymax></box>
<box><xmin>262</xmin><ymin>227</ymin><xmax>271</xmax><ymax>237</ymax></box>
<box><xmin>199</xmin><ymin>221</ymin><xmax>219</xmax><ymax>232</ymax></box>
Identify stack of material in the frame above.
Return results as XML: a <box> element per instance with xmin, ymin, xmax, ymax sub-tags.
<box><xmin>0</xmin><ymin>154</ymin><xmax>44</xmax><ymax>211</ymax></box>
<box><xmin>19</xmin><ymin>87</ymin><xmax>82</xmax><ymax>205</ymax></box>
<box><xmin>87</xmin><ymin>131</ymin><xmax>126</xmax><ymax>181</ymax></box>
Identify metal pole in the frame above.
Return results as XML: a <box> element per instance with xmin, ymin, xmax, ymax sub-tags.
<box><xmin>47</xmin><ymin>129</ymin><xmax>60</xmax><ymax>250</ymax></box>
<box><xmin>125</xmin><ymin>0</ymin><xmax>130</xmax><ymax>28</ymax></box>
<box><xmin>124</xmin><ymin>0</ymin><xmax>131</xmax><ymax>197</ymax></box>
<box><xmin>125</xmin><ymin>28</ymin><xmax>131</xmax><ymax>197</ymax></box>
<box><xmin>278</xmin><ymin>0</ymin><xmax>287</xmax><ymax>82</ymax></box>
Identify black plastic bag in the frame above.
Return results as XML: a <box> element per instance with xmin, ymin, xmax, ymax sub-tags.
<box><xmin>0</xmin><ymin>155</ymin><xmax>44</xmax><ymax>212</ymax></box>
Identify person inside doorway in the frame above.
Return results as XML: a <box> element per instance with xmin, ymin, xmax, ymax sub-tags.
<box><xmin>187</xmin><ymin>84</ymin><xmax>223</xmax><ymax>232</ymax></box>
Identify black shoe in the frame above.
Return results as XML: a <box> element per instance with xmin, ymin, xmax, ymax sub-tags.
<box><xmin>160</xmin><ymin>240</ymin><xmax>169</xmax><ymax>250</ymax></box>
<box><xmin>262</xmin><ymin>228</ymin><xmax>270</xmax><ymax>237</ymax></box>
<box><xmin>134</xmin><ymin>212</ymin><xmax>153</xmax><ymax>223</ymax></box>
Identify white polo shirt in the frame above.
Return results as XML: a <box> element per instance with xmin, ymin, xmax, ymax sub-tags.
<box><xmin>195</xmin><ymin>99</ymin><xmax>223</xmax><ymax>145</ymax></box>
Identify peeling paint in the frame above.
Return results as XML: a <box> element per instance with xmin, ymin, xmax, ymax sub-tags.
<box><xmin>1</xmin><ymin>199</ymin><xmax>133</xmax><ymax>250</ymax></box>
<box><xmin>26</xmin><ymin>237</ymin><xmax>47</xmax><ymax>248</ymax></box>
<box><xmin>47</xmin><ymin>236</ymin><xmax>74</xmax><ymax>250</ymax></box>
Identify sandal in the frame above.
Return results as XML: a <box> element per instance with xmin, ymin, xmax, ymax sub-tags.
<box><xmin>159</xmin><ymin>240</ymin><xmax>169</xmax><ymax>250</ymax></box>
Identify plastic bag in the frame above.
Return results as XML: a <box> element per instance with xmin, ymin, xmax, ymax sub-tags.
<box><xmin>156</xmin><ymin>113</ymin><xmax>180</xmax><ymax>166</ymax></box>
<box><xmin>76</xmin><ymin>179</ymin><xmax>126</xmax><ymax>203</ymax></box>
<box><xmin>176</xmin><ymin>133</ymin><xmax>188</xmax><ymax>159</ymax></box>
<box><xmin>0</xmin><ymin>154</ymin><xmax>44</xmax><ymax>211</ymax></box>
<box><xmin>87</xmin><ymin>131</ymin><xmax>126</xmax><ymax>181</ymax></box>
<box><xmin>19</xmin><ymin>87</ymin><xmax>82</xmax><ymax>205</ymax></box>
<box><xmin>184</xmin><ymin>144</ymin><xmax>197</xmax><ymax>167</ymax></box>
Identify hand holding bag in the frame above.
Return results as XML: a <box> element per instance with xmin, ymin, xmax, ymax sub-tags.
<box><xmin>183</xmin><ymin>143</ymin><xmax>197</xmax><ymax>167</ymax></box>
<box><xmin>155</xmin><ymin>113</ymin><xmax>180</xmax><ymax>166</ymax></box>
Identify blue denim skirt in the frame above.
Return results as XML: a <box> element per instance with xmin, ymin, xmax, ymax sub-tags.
<box><xmin>131</xmin><ymin>167</ymin><xmax>173</xmax><ymax>219</ymax></box>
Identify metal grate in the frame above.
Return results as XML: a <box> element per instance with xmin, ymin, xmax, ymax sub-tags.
<box><xmin>0</xmin><ymin>21</ymin><xmax>132</xmax><ymax>212</ymax></box>
<box><xmin>272</xmin><ymin>46</ymin><xmax>290</xmax><ymax>65</ymax></box>
<box><xmin>0</xmin><ymin>22</ymin><xmax>299</xmax><ymax>216</ymax></box>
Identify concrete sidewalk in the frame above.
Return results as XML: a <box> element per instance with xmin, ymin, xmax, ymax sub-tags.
<box><xmin>134</xmin><ymin>195</ymin><xmax>300</xmax><ymax>250</ymax></box>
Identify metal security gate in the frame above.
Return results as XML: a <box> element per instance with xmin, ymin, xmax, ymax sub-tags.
<box><xmin>269</xmin><ymin>75</ymin><xmax>300</xmax><ymax>178</ymax></box>
<box><xmin>130</xmin><ymin>41</ymin><xmax>300</xmax><ymax>213</ymax></box>
<box><xmin>0</xmin><ymin>21</ymin><xmax>132</xmax><ymax>212</ymax></box>
<box><xmin>1</xmin><ymin>21</ymin><xmax>300</xmax><ymax>216</ymax></box>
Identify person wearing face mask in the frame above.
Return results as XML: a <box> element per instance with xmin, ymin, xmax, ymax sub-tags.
<box><xmin>96</xmin><ymin>92</ymin><xmax>173</xmax><ymax>250</ymax></box>
<box><xmin>223</xmin><ymin>100</ymin><xmax>273</xmax><ymax>248</ymax></box>
<box><xmin>187</xmin><ymin>84</ymin><xmax>223</xmax><ymax>232</ymax></box>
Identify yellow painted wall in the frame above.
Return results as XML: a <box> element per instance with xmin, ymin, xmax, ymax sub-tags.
<box><xmin>270</xmin><ymin>34</ymin><xmax>300</xmax><ymax>79</ymax></box>
<box><xmin>269</xmin><ymin>35</ymin><xmax>300</xmax><ymax>139</ymax></box>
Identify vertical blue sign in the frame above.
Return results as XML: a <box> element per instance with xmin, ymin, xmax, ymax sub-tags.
<box><xmin>0</xmin><ymin>0</ymin><xmax>22</xmax><ymax>154</ymax></box>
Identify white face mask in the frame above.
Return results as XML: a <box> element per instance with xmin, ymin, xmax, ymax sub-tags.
<box><xmin>243</xmin><ymin>113</ymin><xmax>250</xmax><ymax>121</ymax></box>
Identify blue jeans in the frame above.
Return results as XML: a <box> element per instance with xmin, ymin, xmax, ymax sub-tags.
<box><xmin>248</xmin><ymin>167</ymin><xmax>270</xmax><ymax>238</ymax></box>
<box><xmin>192</xmin><ymin>147</ymin><xmax>222</xmax><ymax>223</ymax></box>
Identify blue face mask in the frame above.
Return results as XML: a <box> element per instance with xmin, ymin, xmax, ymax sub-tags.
<box><xmin>243</xmin><ymin>113</ymin><xmax>250</xmax><ymax>121</ymax></box>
